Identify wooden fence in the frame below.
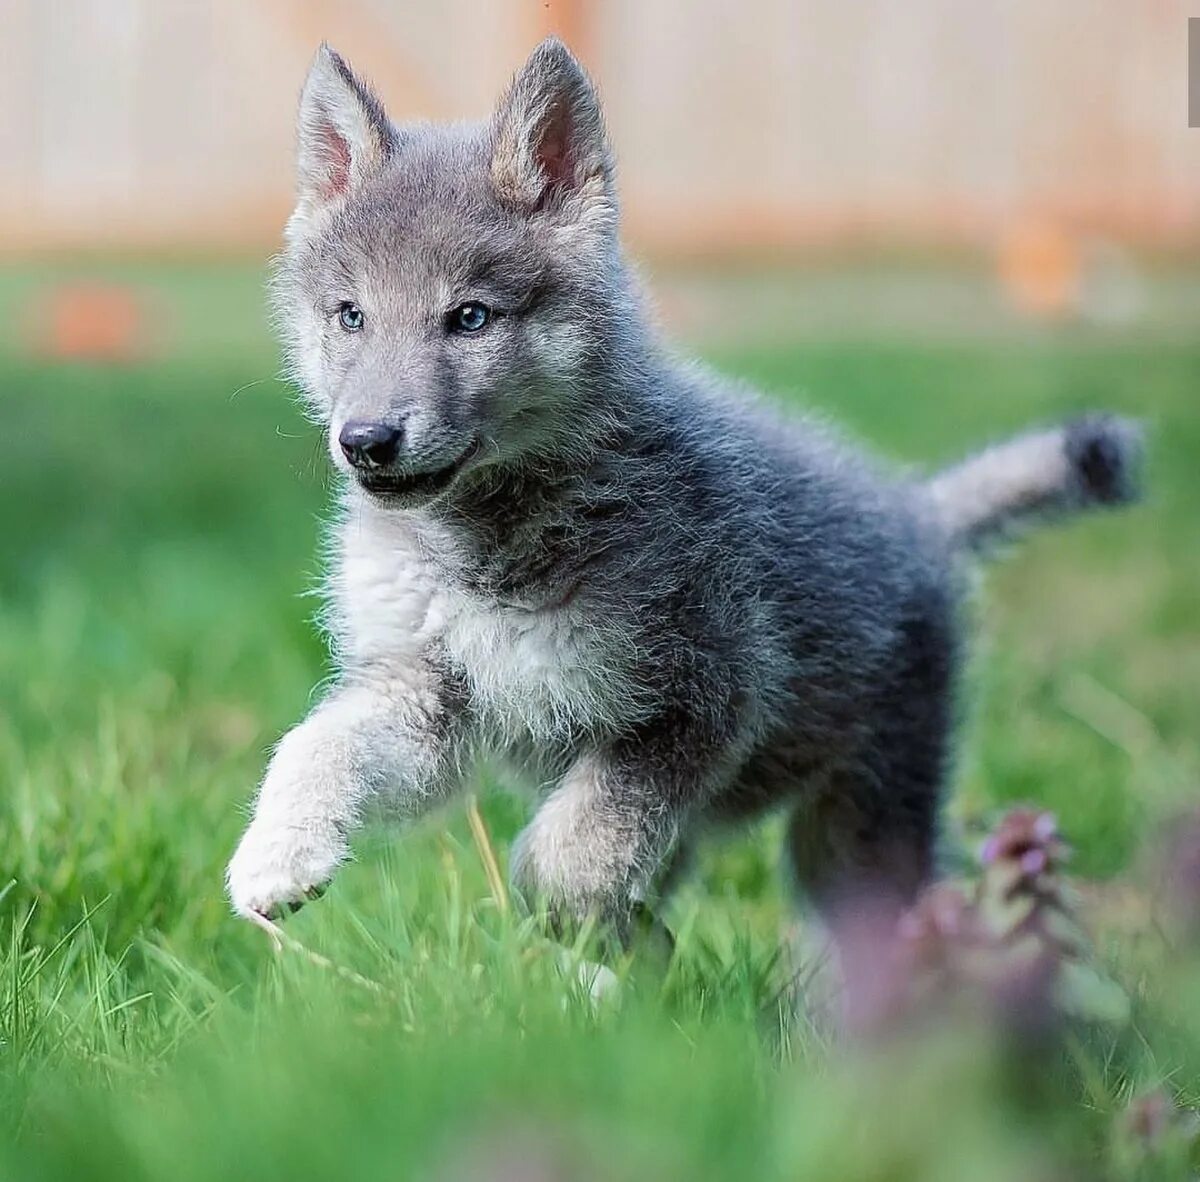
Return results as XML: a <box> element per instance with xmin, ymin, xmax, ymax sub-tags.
<box><xmin>1</xmin><ymin>0</ymin><xmax>1195</xmax><ymax>256</ymax></box>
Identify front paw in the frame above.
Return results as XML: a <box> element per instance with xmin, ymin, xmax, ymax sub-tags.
<box><xmin>226</xmin><ymin>821</ymin><xmax>346</xmax><ymax>921</ymax></box>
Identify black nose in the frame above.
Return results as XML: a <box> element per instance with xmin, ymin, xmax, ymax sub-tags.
<box><xmin>338</xmin><ymin>421</ymin><xmax>402</xmax><ymax>470</ymax></box>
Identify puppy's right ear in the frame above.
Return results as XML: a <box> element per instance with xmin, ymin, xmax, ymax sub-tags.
<box><xmin>289</xmin><ymin>45</ymin><xmax>396</xmax><ymax>240</ymax></box>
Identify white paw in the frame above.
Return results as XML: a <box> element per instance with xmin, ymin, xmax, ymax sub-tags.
<box><xmin>554</xmin><ymin>950</ymin><xmax>623</xmax><ymax>1008</ymax></box>
<box><xmin>576</xmin><ymin>958</ymin><xmax>622</xmax><ymax>1006</ymax></box>
<box><xmin>226</xmin><ymin>820</ymin><xmax>346</xmax><ymax>920</ymax></box>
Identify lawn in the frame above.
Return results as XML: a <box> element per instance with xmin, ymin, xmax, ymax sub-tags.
<box><xmin>1</xmin><ymin>263</ymin><xmax>1198</xmax><ymax>1180</ymax></box>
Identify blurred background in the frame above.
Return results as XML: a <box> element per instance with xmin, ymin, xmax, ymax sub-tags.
<box><xmin>1</xmin><ymin>0</ymin><xmax>1198</xmax><ymax>351</ymax></box>
<box><xmin>2</xmin><ymin>7</ymin><xmax>1200</xmax><ymax>1177</ymax></box>
<box><xmin>3</xmin><ymin>0</ymin><xmax>1197</xmax><ymax>253</ymax></box>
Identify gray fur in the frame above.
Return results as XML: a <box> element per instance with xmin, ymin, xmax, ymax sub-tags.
<box><xmin>927</xmin><ymin>415</ymin><xmax>1143</xmax><ymax>553</ymax></box>
<box><xmin>226</xmin><ymin>40</ymin><xmax>1143</xmax><ymax>937</ymax></box>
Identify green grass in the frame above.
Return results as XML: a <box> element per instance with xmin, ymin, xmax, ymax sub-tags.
<box><xmin>2</xmin><ymin>264</ymin><xmax>1199</xmax><ymax>1179</ymax></box>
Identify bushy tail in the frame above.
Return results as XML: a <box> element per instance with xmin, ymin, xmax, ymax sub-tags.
<box><xmin>925</xmin><ymin>415</ymin><xmax>1143</xmax><ymax>553</ymax></box>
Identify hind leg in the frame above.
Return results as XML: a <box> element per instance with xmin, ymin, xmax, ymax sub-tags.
<box><xmin>783</xmin><ymin>693</ymin><xmax>953</xmax><ymax>1032</ymax></box>
<box><xmin>788</xmin><ymin>606</ymin><xmax>957</xmax><ymax>915</ymax></box>
<box><xmin>786</xmin><ymin>748</ymin><xmax>944</xmax><ymax>915</ymax></box>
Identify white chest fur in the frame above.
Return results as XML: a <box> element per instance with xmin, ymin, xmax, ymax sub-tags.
<box><xmin>332</xmin><ymin>507</ymin><xmax>643</xmax><ymax>746</ymax></box>
<box><xmin>439</xmin><ymin>589</ymin><xmax>628</xmax><ymax>743</ymax></box>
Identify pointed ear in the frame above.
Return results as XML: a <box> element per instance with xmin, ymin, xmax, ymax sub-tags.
<box><xmin>290</xmin><ymin>45</ymin><xmax>396</xmax><ymax>236</ymax></box>
<box><xmin>490</xmin><ymin>38</ymin><xmax>613</xmax><ymax>217</ymax></box>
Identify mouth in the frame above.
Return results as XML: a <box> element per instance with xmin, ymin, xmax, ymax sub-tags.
<box><xmin>355</xmin><ymin>440</ymin><xmax>479</xmax><ymax>502</ymax></box>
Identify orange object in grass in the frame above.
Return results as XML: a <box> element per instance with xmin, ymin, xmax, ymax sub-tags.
<box><xmin>38</xmin><ymin>283</ymin><xmax>146</xmax><ymax>362</ymax></box>
<box><xmin>997</xmin><ymin>219</ymin><xmax>1082</xmax><ymax>320</ymax></box>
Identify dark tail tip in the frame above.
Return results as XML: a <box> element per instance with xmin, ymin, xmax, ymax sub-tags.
<box><xmin>1064</xmin><ymin>415</ymin><xmax>1144</xmax><ymax>507</ymax></box>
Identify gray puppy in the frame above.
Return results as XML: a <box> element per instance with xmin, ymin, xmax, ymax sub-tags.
<box><xmin>226</xmin><ymin>39</ymin><xmax>1141</xmax><ymax>938</ymax></box>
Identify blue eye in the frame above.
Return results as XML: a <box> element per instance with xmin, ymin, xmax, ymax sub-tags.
<box><xmin>451</xmin><ymin>302</ymin><xmax>490</xmax><ymax>333</ymax></box>
<box><xmin>338</xmin><ymin>302</ymin><xmax>364</xmax><ymax>332</ymax></box>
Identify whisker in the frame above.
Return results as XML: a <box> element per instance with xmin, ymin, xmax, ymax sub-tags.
<box><xmin>227</xmin><ymin>376</ymin><xmax>285</xmax><ymax>403</ymax></box>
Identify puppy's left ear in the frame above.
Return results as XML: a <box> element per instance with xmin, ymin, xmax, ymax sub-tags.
<box><xmin>289</xmin><ymin>44</ymin><xmax>397</xmax><ymax>240</ymax></box>
<box><xmin>490</xmin><ymin>38</ymin><xmax>614</xmax><ymax>220</ymax></box>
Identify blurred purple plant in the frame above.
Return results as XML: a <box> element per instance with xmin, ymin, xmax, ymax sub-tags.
<box><xmin>1112</xmin><ymin>1088</ymin><xmax>1200</xmax><ymax>1177</ymax></box>
<box><xmin>836</xmin><ymin>808</ymin><xmax>1128</xmax><ymax>1040</ymax></box>
<box><xmin>1159</xmin><ymin>808</ymin><xmax>1200</xmax><ymax>944</ymax></box>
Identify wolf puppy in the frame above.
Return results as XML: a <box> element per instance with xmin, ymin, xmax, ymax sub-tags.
<box><xmin>227</xmin><ymin>40</ymin><xmax>1140</xmax><ymax>936</ymax></box>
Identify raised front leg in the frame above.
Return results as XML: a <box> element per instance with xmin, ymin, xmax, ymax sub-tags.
<box><xmin>226</xmin><ymin>678</ymin><xmax>458</xmax><ymax>920</ymax></box>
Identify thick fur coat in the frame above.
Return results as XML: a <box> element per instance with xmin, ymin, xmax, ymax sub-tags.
<box><xmin>226</xmin><ymin>40</ymin><xmax>1141</xmax><ymax>935</ymax></box>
